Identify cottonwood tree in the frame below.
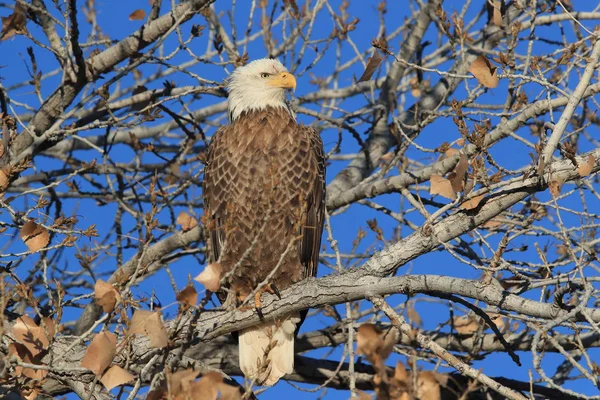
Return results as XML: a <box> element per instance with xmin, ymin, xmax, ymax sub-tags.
<box><xmin>1</xmin><ymin>0</ymin><xmax>599</xmax><ymax>399</ymax></box>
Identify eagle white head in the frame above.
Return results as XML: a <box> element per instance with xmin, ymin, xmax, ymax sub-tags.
<box><xmin>226</xmin><ymin>58</ymin><xmax>296</xmax><ymax>121</ymax></box>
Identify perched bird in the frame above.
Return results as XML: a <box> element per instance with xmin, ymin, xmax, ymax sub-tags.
<box><xmin>202</xmin><ymin>58</ymin><xmax>325</xmax><ymax>385</ymax></box>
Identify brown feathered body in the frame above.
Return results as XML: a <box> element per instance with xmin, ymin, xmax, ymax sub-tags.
<box><xmin>203</xmin><ymin>106</ymin><xmax>325</xmax><ymax>385</ymax></box>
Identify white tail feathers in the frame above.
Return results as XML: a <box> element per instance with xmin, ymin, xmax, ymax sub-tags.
<box><xmin>238</xmin><ymin>314</ymin><xmax>300</xmax><ymax>386</ymax></box>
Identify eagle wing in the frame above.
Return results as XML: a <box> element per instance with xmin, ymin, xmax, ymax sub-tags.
<box><xmin>203</xmin><ymin>125</ymin><xmax>232</xmax><ymax>265</ymax></box>
<box><xmin>298</xmin><ymin>125</ymin><xmax>325</xmax><ymax>279</ymax></box>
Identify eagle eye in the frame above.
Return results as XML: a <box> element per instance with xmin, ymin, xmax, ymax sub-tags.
<box><xmin>260</xmin><ymin>72</ymin><xmax>270</xmax><ymax>78</ymax></box>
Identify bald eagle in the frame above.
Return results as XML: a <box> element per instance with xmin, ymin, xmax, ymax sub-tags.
<box><xmin>203</xmin><ymin>58</ymin><xmax>325</xmax><ymax>385</ymax></box>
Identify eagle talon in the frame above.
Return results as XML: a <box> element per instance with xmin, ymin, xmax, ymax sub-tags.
<box><xmin>254</xmin><ymin>291</ymin><xmax>265</xmax><ymax>320</ymax></box>
<box><xmin>256</xmin><ymin>306</ymin><xmax>265</xmax><ymax>320</ymax></box>
<box><xmin>268</xmin><ymin>283</ymin><xmax>281</xmax><ymax>300</ymax></box>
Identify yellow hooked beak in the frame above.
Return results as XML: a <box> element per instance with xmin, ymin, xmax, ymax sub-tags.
<box><xmin>268</xmin><ymin>71</ymin><xmax>297</xmax><ymax>91</ymax></box>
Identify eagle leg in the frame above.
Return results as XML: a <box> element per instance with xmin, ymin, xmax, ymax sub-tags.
<box><xmin>254</xmin><ymin>291</ymin><xmax>265</xmax><ymax>321</ymax></box>
<box><xmin>267</xmin><ymin>283</ymin><xmax>281</xmax><ymax>300</ymax></box>
<box><xmin>253</xmin><ymin>283</ymin><xmax>281</xmax><ymax>320</ymax></box>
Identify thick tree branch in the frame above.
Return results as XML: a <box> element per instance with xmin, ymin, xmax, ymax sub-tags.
<box><xmin>10</xmin><ymin>0</ymin><xmax>215</xmax><ymax>162</ymax></box>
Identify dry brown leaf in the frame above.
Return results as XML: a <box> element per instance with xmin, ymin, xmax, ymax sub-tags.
<box><xmin>94</xmin><ymin>279</ymin><xmax>121</xmax><ymax>313</ymax></box>
<box><xmin>167</xmin><ymin>368</ymin><xmax>201</xmax><ymax>397</ymax></box>
<box><xmin>577</xmin><ymin>154</ymin><xmax>595</xmax><ymax>177</ymax></box>
<box><xmin>394</xmin><ymin>361</ymin><xmax>409</xmax><ymax>383</ymax></box>
<box><xmin>380</xmin><ymin>152</ymin><xmax>394</xmax><ymax>165</ymax></box>
<box><xmin>0</xmin><ymin>169</ymin><xmax>8</xmax><ymax>191</ymax></box>
<box><xmin>488</xmin><ymin>312</ymin><xmax>505</xmax><ymax>332</ymax></box>
<box><xmin>1</xmin><ymin>3</ymin><xmax>27</xmax><ymax>41</ymax></box>
<box><xmin>358</xmin><ymin>51</ymin><xmax>384</xmax><ymax>82</ymax></box>
<box><xmin>20</xmin><ymin>221</ymin><xmax>50</xmax><ymax>252</ymax></box>
<box><xmin>13</xmin><ymin>315</ymin><xmax>51</xmax><ymax>357</ymax></box>
<box><xmin>128</xmin><ymin>309</ymin><xmax>154</xmax><ymax>335</ymax></box>
<box><xmin>357</xmin><ymin>323</ymin><xmax>398</xmax><ymax>371</ymax></box>
<box><xmin>380</xmin><ymin>326</ymin><xmax>399</xmax><ymax>360</ymax></box>
<box><xmin>453</xmin><ymin>315</ymin><xmax>480</xmax><ymax>335</ymax></box>
<box><xmin>129</xmin><ymin>9</ymin><xmax>146</xmax><ymax>21</ymax></box>
<box><xmin>409</xmin><ymin>76</ymin><xmax>421</xmax><ymax>97</ymax></box>
<box><xmin>444</xmin><ymin>148</ymin><xmax>459</xmax><ymax>158</ymax></box>
<box><xmin>430</xmin><ymin>174</ymin><xmax>457</xmax><ymax>200</ymax></box>
<box><xmin>101</xmin><ymin>365</ymin><xmax>134</xmax><ymax>391</ymax></box>
<box><xmin>9</xmin><ymin>343</ymin><xmax>48</xmax><ymax>380</ymax></box>
<box><xmin>357</xmin><ymin>390</ymin><xmax>374</xmax><ymax>400</ymax></box>
<box><xmin>450</xmin><ymin>155</ymin><xmax>468</xmax><ymax>192</ymax></box>
<box><xmin>406</xmin><ymin>303</ymin><xmax>421</xmax><ymax>327</ymax></box>
<box><xmin>468</xmin><ymin>55</ymin><xmax>499</xmax><ymax>88</ymax></box>
<box><xmin>165</xmin><ymin>163</ymin><xmax>180</xmax><ymax>185</ymax></box>
<box><xmin>42</xmin><ymin>317</ymin><xmax>56</xmax><ymax>343</ymax></box>
<box><xmin>21</xmin><ymin>388</ymin><xmax>41</xmax><ymax>400</ymax></box>
<box><xmin>81</xmin><ymin>331</ymin><xmax>117</xmax><ymax>376</ymax></box>
<box><xmin>460</xmin><ymin>194</ymin><xmax>485</xmax><ymax>210</ymax></box>
<box><xmin>417</xmin><ymin>371</ymin><xmax>441</xmax><ymax>400</ymax></box>
<box><xmin>145</xmin><ymin>311</ymin><xmax>169</xmax><ymax>348</ymax></box>
<box><xmin>556</xmin><ymin>244</ymin><xmax>568</xmax><ymax>256</ymax></box>
<box><xmin>482</xmin><ymin>218</ymin><xmax>503</xmax><ymax>229</ymax></box>
<box><xmin>194</xmin><ymin>372</ymin><xmax>223</xmax><ymax>400</ymax></box>
<box><xmin>490</xmin><ymin>0</ymin><xmax>504</xmax><ymax>27</ymax></box>
<box><xmin>549</xmin><ymin>179</ymin><xmax>563</xmax><ymax>198</ymax></box>
<box><xmin>356</xmin><ymin>323</ymin><xmax>381</xmax><ymax>359</ymax></box>
<box><xmin>406</xmin><ymin>327</ymin><xmax>419</xmax><ymax>341</ymax></box>
<box><xmin>194</xmin><ymin>262</ymin><xmax>222</xmax><ymax>292</ymax></box>
<box><xmin>218</xmin><ymin>381</ymin><xmax>242</xmax><ymax>400</ymax></box>
<box><xmin>176</xmin><ymin>285</ymin><xmax>198</xmax><ymax>308</ymax></box>
<box><xmin>463</xmin><ymin>179</ymin><xmax>475</xmax><ymax>196</ymax></box>
<box><xmin>128</xmin><ymin>310</ymin><xmax>168</xmax><ymax>348</ymax></box>
<box><xmin>146</xmin><ymin>389</ymin><xmax>168</xmax><ymax>400</ymax></box>
<box><xmin>177</xmin><ymin>211</ymin><xmax>198</xmax><ymax>232</ymax></box>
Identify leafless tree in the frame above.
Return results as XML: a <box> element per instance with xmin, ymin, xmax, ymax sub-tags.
<box><xmin>1</xmin><ymin>0</ymin><xmax>600</xmax><ymax>399</ymax></box>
